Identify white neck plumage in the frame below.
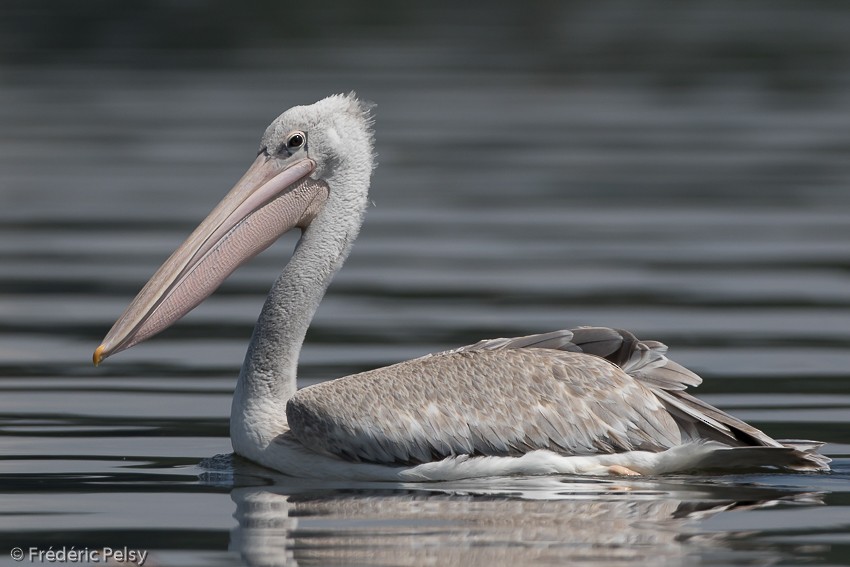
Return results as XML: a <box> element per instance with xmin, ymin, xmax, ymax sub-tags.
<box><xmin>230</xmin><ymin>170</ymin><xmax>370</xmax><ymax>451</ymax></box>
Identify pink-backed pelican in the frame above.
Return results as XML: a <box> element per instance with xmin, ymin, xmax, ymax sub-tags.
<box><xmin>93</xmin><ymin>94</ymin><xmax>829</xmax><ymax>480</ymax></box>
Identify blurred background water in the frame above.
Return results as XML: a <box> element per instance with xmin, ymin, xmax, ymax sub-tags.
<box><xmin>1</xmin><ymin>1</ymin><xmax>849</xmax><ymax>565</ymax></box>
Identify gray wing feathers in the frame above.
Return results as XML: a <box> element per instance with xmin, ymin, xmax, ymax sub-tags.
<box><xmin>454</xmin><ymin>329</ymin><xmax>581</xmax><ymax>353</ymax></box>
<box><xmin>470</xmin><ymin>328</ymin><xmax>816</xmax><ymax>449</ymax></box>
<box><xmin>457</xmin><ymin>327</ymin><xmax>702</xmax><ymax>390</ymax></box>
<box><xmin>287</xmin><ymin>349</ymin><xmax>682</xmax><ymax>465</ymax></box>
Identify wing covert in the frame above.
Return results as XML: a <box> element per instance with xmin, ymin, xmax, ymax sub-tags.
<box><xmin>286</xmin><ymin>348</ymin><xmax>683</xmax><ymax>465</ymax></box>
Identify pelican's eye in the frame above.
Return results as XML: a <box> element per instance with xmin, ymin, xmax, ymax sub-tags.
<box><xmin>285</xmin><ymin>131</ymin><xmax>306</xmax><ymax>154</ymax></box>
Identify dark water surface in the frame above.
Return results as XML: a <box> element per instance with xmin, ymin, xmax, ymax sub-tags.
<box><xmin>1</xmin><ymin>2</ymin><xmax>850</xmax><ymax>566</ymax></box>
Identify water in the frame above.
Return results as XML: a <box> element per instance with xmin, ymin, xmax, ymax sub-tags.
<box><xmin>1</xmin><ymin>2</ymin><xmax>850</xmax><ymax>566</ymax></box>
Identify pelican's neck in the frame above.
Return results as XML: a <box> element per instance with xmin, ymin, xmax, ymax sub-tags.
<box><xmin>244</xmin><ymin>201</ymin><xmax>364</xmax><ymax>397</ymax></box>
<box><xmin>231</xmin><ymin>172</ymin><xmax>369</xmax><ymax>452</ymax></box>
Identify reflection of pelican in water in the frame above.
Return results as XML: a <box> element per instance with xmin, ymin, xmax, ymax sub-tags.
<box><xmin>228</xmin><ymin>478</ymin><xmax>823</xmax><ymax>567</ymax></box>
<box><xmin>94</xmin><ymin>94</ymin><xmax>829</xmax><ymax>480</ymax></box>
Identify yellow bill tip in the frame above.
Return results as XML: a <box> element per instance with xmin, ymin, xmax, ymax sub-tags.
<box><xmin>93</xmin><ymin>344</ymin><xmax>106</xmax><ymax>366</ymax></box>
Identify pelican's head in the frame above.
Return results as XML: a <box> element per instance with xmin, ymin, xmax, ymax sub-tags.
<box><xmin>94</xmin><ymin>93</ymin><xmax>375</xmax><ymax>365</ymax></box>
<box><xmin>261</xmin><ymin>93</ymin><xmax>375</xmax><ymax>185</ymax></box>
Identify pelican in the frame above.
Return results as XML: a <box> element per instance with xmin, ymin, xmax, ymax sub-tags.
<box><xmin>94</xmin><ymin>94</ymin><xmax>829</xmax><ymax>480</ymax></box>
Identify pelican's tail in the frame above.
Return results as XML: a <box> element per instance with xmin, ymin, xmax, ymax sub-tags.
<box><xmin>775</xmin><ymin>439</ymin><xmax>832</xmax><ymax>471</ymax></box>
<box><xmin>621</xmin><ymin>441</ymin><xmax>831</xmax><ymax>475</ymax></box>
<box><xmin>672</xmin><ymin>441</ymin><xmax>830</xmax><ymax>473</ymax></box>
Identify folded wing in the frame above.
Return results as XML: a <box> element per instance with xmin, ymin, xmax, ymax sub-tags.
<box><xmin>286</xmin><ymin>327</ymin><xmax>829</xmax><ymax>471</ymax></box>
